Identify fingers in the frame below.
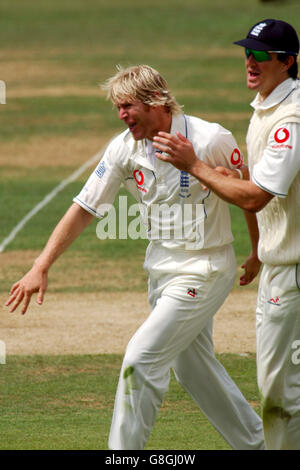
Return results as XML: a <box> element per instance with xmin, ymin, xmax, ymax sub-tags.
<box><xmin>155</xmin><ymin>151</ymin><xmax>171</xmax><ymax>163</ymax></box>
<box><xmin>154</xmin><ymin>131</ymin><xmax>192</xmax><ymax>154</ymax></box>
<box><xmin>37</xmin><ymin>286</ymin><xmax>45</xmax><ymax>306</ymax></box>
<box><xmin>240</xmin><ymin>273</ymin><xmax>254</xmax><ymax>286</ymax></box>
<box><xmin>5</xmin><ymin>286</ymin><xmax>25</xmax><ymax>312</ymax></box>
<box><xmin>21</xmin><ymin>292</ymin><xmax>32</xmax><ymax>315</ymax></box>
<box><xmin>153</xmin><ymin>134</ymin><xmax>175</xmax><ymax>155</ymax></box>
<box><xmin>154</xmin><ymin>142</ymin><xmax>172</xmax><ymax>156</ymax></box>
<box><xmin>154</xmin><ymin>131</ymin><xmax>180</xmax><ymax>147</ymax></box>
<box><xmin>5</xmin><ymin>267</ymin><xmax>48</xmax><ymax>315</ymax></box>
<box><xmin>5</xmin><ymin>283</ymin><xmax>39</xmax><ymax>315</ymax></box>
<box><xmin>8</xmin><ymin>281</ymin><xmax>20</xmax><ymax>297</ymax></box>
<box><xmin>240</xmin><ymin>263</ymin><xmax>250</xmax><ymax>286</ymax></box>
<box><xmin>240</xmin><ymin>260</ymin><xmax>259</xmax><ymax>286</ymax></box>
<box><xmin>5</xmin><ymin>282</ymin><xmax>20</xmax><ymax>308</ymax></box>
<box><xmin>176</xmin><ymin>132</ymin><xmax>188</xmax><ymax>142</ymax></box>
<box><xmin>153</xmin><ymin>143</ymin><xmax>173</xmax><ymax>163</ymax></box>
<box><xmin>240</xmin><ymin>272</ymin><xmax>252</xmax><ymax>286</ymax></box>
<box><xmin>153</xmin><ymin>132</ymin><xmax>187</xmax><ymax>163</ymax></box>
<box><xmin>155</xmin><ymin>131</ymin><xmax>186</xmax><ymax>141</ymax></box>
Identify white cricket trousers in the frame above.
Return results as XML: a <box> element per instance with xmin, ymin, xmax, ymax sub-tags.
<box><xmin>256</xmin><ymin>263</ymin><xmax>300</xmax><ymax>450</ymax></box>
<box><xmin>109</xmin><ymin>244</ymin><xmax>264</xmax><ymax>450</ymax></box>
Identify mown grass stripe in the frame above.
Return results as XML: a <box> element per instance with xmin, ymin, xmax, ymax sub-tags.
<box><xmin>0</xmin><ymin>143</ymin><xmax>111</xmax><ymax>253</ymax></box>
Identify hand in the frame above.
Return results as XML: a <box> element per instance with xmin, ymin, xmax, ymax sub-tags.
<box><xmin>153</xmin><ymin>131</ymin><xmax>198</xmax><ymax>172</ymax></box>
<box><xmin>5</xmin><ymin>264</ymin><xmax>48</xmax><ymax>315</ymax></box>
<box><xmin>240</xmin><ymin>253</ymin><xmax>261</xmax><ymax>286</ymax></box>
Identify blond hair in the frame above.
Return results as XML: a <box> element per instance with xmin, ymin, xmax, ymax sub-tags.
<box><xmin>101</xmin><ymin>65</ymin><xmax>183</xmax><ymax>115</ymax></box>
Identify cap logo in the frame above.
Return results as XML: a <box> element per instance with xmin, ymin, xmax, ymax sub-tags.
<box><xmin>250</xmin><ymin>22</ymin><xmax>268</xmax><ymax>37</ymax></box>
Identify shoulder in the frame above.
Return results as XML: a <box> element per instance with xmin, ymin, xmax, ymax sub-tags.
<box><xmin>290</xmin><ymin>78</ymin><xmax>300</xmax><ymax>101</ymax></box>
<box><xmin>186</xmin><ymin>114</ymin><xmax>233</xmax><ymax>140</ymax></box>
<box><xmin>103</xmin><ymin>129</ymin><xmax>131</xmax><ymax>163</ymax></box>
<box><xmin>186</xmin><ymin>115</ymin><xmax>236</xmax><ymax>153</ymax></box>
<box><xmin>106</xmin><ymin>129</ymin><xmax>130</xmax><ymax>150</ymax></box>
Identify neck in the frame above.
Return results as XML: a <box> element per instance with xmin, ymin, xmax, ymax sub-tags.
<box><xmin>160</xmin><ymin>111</ymin><xmax>172</xmax><ymax>133</ymax></box>
<box><xmin>148</xmin><ymin>110</ymin><xmax>172</xmax><ymax>140</ymax></box>
<box><xmin>259</xmin><ymin>75</ymin><xmax>291</xmax><ymax>102</ymax></box>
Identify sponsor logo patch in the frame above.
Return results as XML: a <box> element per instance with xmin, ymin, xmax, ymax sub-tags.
<box><xmin>250</xmin><ymin>22</ymin><xmax>267</xmax><ymax>37</ymax></box>
<box><xmin>95</xmin><ymin>161</ymin><xmax>106</xmax><ymax>179</ymax></box>
<box><xmin>272</xmin><ymin>128</ymin><xmax>292</xmax><ymax>149</ymax></box>
<box><xmin>133</xmin><ymin>169</ymin><xmax>147</xmax><ymax>193</ymax></box>
<box><xmin>187</xmin><ymin>288</ymin><xmax>197</xmax><ymax>297</ymax></box>
<box><xmin>274</xmin><ymin>128</ymin><xmax>290</xmax><ymax>143</ymax></box>
<box><xmin>267</xmin><ymin>296</ymin><xmax>281</xmax><ymax>306</ymax></box>
<box><xmin>230</xmin><ymin>148</ymin><xmax>243</xmax><ymax>168</ymax></box>
<box><xmin>179</xmin><ymin>171</ymin><xmax>191</xmax><ymax>198</ymax></box>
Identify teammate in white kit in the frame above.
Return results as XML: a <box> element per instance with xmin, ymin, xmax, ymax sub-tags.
<box><xmin>5</xmin><ymin>65</ymin><xmax>264</xmax><ymax>450</ymax></box>
<box><xmin>154</xmin><ymin>20</ymin><xmax>300</xmax><ymax>450</ymax></box>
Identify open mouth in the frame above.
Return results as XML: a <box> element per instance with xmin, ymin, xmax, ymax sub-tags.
<box><xmin>129</xmin><ymin>122</ymin><xmax>137</xmax><ymax>131</ymax></box>
<box><xmin>248</xmin><ymin>71</ymin><xmax>260</xmax><ymax>78</ymax></box>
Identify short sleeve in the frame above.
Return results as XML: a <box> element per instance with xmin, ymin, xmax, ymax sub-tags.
<box><xmin>207</xmin><ymin>126</ymin><xmax>244</xmax><ymax>170</ymax></box>
<box><xmin>73</xmin><ymin>141</ymin><xmax>123</xmax><ymax>218</ymax></box>
<box><xmin>252</xmin><ymin>122</ymin><xmax>300</xmax><ymax>197</ymax></box>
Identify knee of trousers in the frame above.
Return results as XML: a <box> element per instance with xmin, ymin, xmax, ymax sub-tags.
<box><xmin>261</xmin><ymin>400</ymin><xmax>300</xmax><ymax>447</ymax></box>
<box><xmin>122</xmin><ymin>345</ymin><xmax>170</xmax><ymax>387</ymax></box>
<box><xmin>258</xmin><ymin>353</ymin><xmax>300</xmax><ymax>418</ymax></box>
<box><xmin>261</xmin><ymin>392</ymin><xmax>300</xmax><ymax>419</ymax></box>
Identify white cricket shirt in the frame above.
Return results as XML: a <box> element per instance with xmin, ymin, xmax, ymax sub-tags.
<box><xmin>74</xmin><ymin>113</ymin><xmax>244</xmax><ymax>252</ymax></box>
<box><xmin>251</xmin><ymin>79</ymin><xmax>300</xmax><ymax>197</ymax></box>
<box><xmin>247</xmin><ymin>78</ymin><xmax>300</xmax><ymax>265</ymax></box>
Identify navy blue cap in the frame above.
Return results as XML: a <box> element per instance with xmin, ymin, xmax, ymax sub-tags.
<box><xmin>234</xmin><ymin>19</ymin><xmax>299</xmax><ymax>55</ymax></box>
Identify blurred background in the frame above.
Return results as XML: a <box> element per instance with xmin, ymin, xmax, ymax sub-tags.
<box><xmin>1</xmin><ymin>0</ymin><xmax>299</xmax><ymax>451</ymax></box>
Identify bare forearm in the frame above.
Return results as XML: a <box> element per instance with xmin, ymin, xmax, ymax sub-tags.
<box><xmin>188</xmin><ymin>159</ymin><xmax>272</xmax><ymax>212</ymax></box>
<box><xmin>189</xmin><ymin>160</ymin><xmax>252</xmax><ymax>209</ymax></box>
<box><xmin>6</xmin><ymin>203</ymin><xmax>94</xmax><ymax>314</ymax></box>
<box><xmin>239</xmin><ymin>209</ymin><xmax>262</xmax><ymax>285</ymax></box>
<box><xmin>243</xmin><ymin>210</ymin><xmax>259</xmax><ymax>256</ymax></box>
<box><xmin>34</xmin><ymin>203</ymin><xmax>94</xmax><ymax>272</ymax></box>
<box><xmin>153</xmin><ymin>132</ymin><xmax>273</xmax><ymax>212</ymax></box>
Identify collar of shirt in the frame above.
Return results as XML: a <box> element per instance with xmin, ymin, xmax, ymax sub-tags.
<box><xmin>145</xmin><ymin>138</ymin><xmax>157</xmax><ymax>167</ymax></box>
<box><xmin>250</xmin><ymin>78</ymin><xmax>299</xmax><ymax>111</ymax></box>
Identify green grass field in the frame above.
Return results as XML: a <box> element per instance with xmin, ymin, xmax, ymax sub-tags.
<box><xmin>1</xmin><ymin>0</ymin><xmax>300</xmax><ymax>451</ymax></box>
<box><xmin>0</xmin><ymin>354</ymin><xmax>259</xmax><ymax>450</ymax></box>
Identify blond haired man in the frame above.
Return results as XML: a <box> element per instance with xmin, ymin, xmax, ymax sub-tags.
<box><xmin>6</xmin><ymin>65</ymin><xmax>264</xmax><ymax>450</ymax></box>
<box><xmin>154</xmin><ymin>20</ymin><xmax>300</xmax><ymax>450</ymax></box>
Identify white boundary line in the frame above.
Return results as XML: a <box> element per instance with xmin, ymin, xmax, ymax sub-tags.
<box><xmin>0</xmin><ymin>144</ymin><xmax>109</xmax><ymax>253</ymax></box>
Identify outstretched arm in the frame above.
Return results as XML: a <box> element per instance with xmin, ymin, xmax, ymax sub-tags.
<box><xmin>5</xmin><ymin>203</ymin><xmax>94</xmax><ymax>315</ymax></box>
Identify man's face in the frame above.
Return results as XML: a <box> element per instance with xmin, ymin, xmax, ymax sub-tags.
<box><xmin>117</xmin><ymin>100</ymin><xmax>163</xmax><ymax>141</ymax></box>
<box><xmin>245</xmin><ymin>51</ymin><xmax>289</xmax><ymax>99</ymax></box>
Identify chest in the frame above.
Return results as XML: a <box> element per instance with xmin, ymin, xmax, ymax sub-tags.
<box><xmin>124</xmin><ymin>157</ymin><xmax>201</xmax><ymax>205</ymax></box>
<box><xmin>247</xmin><ymin>112</ymin><xmax>272</xmax><ymax>170</ymax></box>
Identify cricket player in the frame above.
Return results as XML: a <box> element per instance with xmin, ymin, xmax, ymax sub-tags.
<box><xmin>154</xmin><ymin>20</ymin><xmax>300</xmax><ymax>450</ymax></box>
<box><xmin>6</xmin><ymin>65</ymin><xmax>264</xmax><ymax>450</ymax></box>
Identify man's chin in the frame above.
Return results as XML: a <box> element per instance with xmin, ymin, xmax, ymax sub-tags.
<box><xmin>247</xmin><ymin>76</ymin><xmax>260</xmax><ymax>91</ymax></box>
<box><xmin>130</xmin><ymin>130</ymin><xmax>145</xmax><ymax>141</ymax></box>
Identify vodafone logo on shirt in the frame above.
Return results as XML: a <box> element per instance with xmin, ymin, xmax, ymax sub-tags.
<box><xmin>230</xmin><ymin>148</ymin><xmax>243</xmax><ymax>169</ymax></box>
<box><xmin>272</xmin><ymin>127</ymin><xmax>292</xmax><ymax>149</ymax></box>
<box><xmin>133</xmin><ymin>169</ymin><xmax>147</xmax><ymax>192</ymax></box>
<box><xmin>134</xmin><ymin>169</ymin><xmax>144</xmax><ymax>186</ymax></box>
<box><xmin>274</xmin><ymin>128</ymin><xmax>290</xmax><ymax>143</ymax></box>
